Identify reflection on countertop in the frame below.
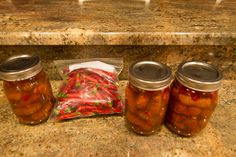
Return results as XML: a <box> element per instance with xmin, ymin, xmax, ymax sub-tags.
<box><xmin>0</xmin><ymin>0</ymin><xmax>236</xmax><ymax>45</ymax></box>
<box><xmin>0</xmin><ymin>80</ymin><xmax>235</xmax><ymax>156</ymax></box>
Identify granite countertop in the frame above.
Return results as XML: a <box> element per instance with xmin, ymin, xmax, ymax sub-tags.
<box><xmin>0</xmin><ymin>0</ymin><xmax>236</xmax><ymax>45</ymax></box>
<box><xmin>0</xmin><ymin>80</ymin><xmax>235</xmax><ymax>157</ymax></box>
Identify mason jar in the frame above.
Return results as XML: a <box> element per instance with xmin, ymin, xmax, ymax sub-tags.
<box><xmin>125</xmin><ymin>61</ymin><xmax>172</xmax><ymax>135</ymax></box>
<box><xmin>165</xmin><ymin>61</ymin><xmax>223</xmax><ymax>136</ymax></box>
<box><xmin>0</xmin><ymin>54</ymin><xmax>55</xmax><ymax>125</ymax></box>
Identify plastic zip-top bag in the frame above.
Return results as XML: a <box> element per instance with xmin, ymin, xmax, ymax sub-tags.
<box><xmin>50</xmin><ymin>58</ymin><xmax>124</xmax><ymax>121</ymax></box>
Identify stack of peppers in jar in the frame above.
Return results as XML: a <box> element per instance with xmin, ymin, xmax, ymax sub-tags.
<box><xmin>165</xmin><ymin>61</ymin><xmax>222</xmax><ymax>136</ymax></box>
<box><xmin>125</xmin><ymin>61</ymin><xmax>222</xmax><ymax>136</ymax></box>
<box><xmin>125</xmin><ymin>61</ymin><xmax>172</xmax><ymax>135</ymax></box>
<box><xmin>0</xmin><ymin>55</ymin><xmax>55</xmax><ymax>125</ymax></box>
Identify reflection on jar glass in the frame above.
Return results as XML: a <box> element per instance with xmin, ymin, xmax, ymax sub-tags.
<box><xmin>165</xmin><ymin>61</ymin><xmax>223</xmax><ymax>136</ymax></box>
<box><xmin>125</xmin><ymin>61</ymin><xmax>172</xmax><ymax>135</ymax></box>
<box><xmin>0</xmin><ymin>54</ymin><xmax>55</xmax><ymax>125</ymax></box>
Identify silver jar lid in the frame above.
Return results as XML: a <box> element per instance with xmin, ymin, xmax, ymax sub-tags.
<box><xmin>0</xmin><ymin>54</ymin><xmax>42</xmax><ymax>81</ymax></box>
<box><xmin>176</xmin><ymin>61</ymin><xmax>223</xmax><ymax>92</ymax></box>
<box><xmin>128</xmin><ymin>61</ymin><xmax>172</xmax><ymax>91</ymax></box>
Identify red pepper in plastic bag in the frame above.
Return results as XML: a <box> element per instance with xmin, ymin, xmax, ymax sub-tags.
<box><xmin>50</xmin><ymin>60</ymin><xmax>123</xmax><ymax>121</ymax></box>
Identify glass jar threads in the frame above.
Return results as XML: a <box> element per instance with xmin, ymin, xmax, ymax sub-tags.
<box><xmin>0</xmin><ymin>54</ymin><xmax>55</xmax><ymax>125</ymax></box>
<box><xmin>125</xmin><ymin>61</ymin><xmax>172</xmax><ymax>135</ymax></box>
<box><xmin>165</xmin><ymin>61</ymin><xmax>223</xmax><ymax>136</ymax></box>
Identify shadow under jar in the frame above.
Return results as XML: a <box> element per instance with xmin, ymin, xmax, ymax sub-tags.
<box><xmin>165</xmin><ymin>61</ymin><xmax>223</xmax><ymax>137</ymax></box>
<box><xmin>125</xmin><ymin>61</ymin><xmax>172</xmax><ymax>135</ymax></box>
<box><xmin>0</xmin><ymin>54</ymin><xmax>55</xmax><ymax>125</ymax></box>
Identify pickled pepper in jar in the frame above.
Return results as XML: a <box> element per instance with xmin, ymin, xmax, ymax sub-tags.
<box><xmin>0</xmin><ymin>54</ymin><xmax>55</xmax><ymax>125</ymax></box>
<box><xmin>165</xmin><ymin>61</ymin><xmax>223</xmax><ymax>136</ymax></box>
<box><xmin>125</xmin><ymin>61</ymin><xmax>172</xmax><ymax>135</ymax></box>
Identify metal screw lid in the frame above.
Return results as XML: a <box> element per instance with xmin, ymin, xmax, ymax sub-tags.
<box><xmin>0</xmin><ymin>54</ymin><xmax>42</xmax><ymax>81</ymax></box>
<box><xmin>128</xmin><ymin>61</ymin><xmax>172</xmax><ymax>91</ymax></box>
<box><xmin>176</xmin><ymin>61</ymin><xmax>223</xmax><ymax>92</ymax></box>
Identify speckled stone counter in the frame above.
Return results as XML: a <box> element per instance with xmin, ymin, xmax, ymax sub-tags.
<box><xmin>1</xmin><ymin>45</ymin><xmax>236</xmax><ymax>80</ymax></box>
<box><xmin>0</xmin><ymin>45</ymin><xmax>236</xmax><ymax>80</ymax></box>
<box><xmin>0</xmin><ymin>80</ymin><xmax>235</xmax><ymax>157</ymax></box>
<box><xmin>0</xmin><ymin>0</ymin><xmax>236</xmax><ymax>45</ymax></box>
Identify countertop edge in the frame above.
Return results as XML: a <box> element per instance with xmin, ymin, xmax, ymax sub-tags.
<box><xmin>0</xmin><ymin>31</ymin><xmax>236</xmax><ymax>45</ymax></box>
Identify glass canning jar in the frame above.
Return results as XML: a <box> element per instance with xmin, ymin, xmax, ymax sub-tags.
<box><xmin>0</xmin><ymin>54</ymin><xmax>55</xmax><ymax>125</ymax></box>
<box><xmin>125</xmin><ymin>61</ymin><xmax>172</xmax><ymax>135</ymax></box>
<box><xmin>165</xmin><ymin>61</ymin><xmax>223</xmax><ymax>136</ymax></box>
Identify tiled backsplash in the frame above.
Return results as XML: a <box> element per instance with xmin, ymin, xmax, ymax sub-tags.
<box><xmin>0</xmin><ymin>45</ymin><xmax>235</xmax><ymax>80</ymax></box>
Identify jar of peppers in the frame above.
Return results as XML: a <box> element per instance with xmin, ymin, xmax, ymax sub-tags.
<box><xmin>165</xmin><ymin>61</ymin><xmax>223</xmax><ymax>136</ymax></box>
<box><xmin>0</xmin><ymin>54</ymin><xmax>55</xmax><ymax>125</ymax></box>
<box><xmin>125</xmin><ymin>61</ymin><xmax>172</xmax><ymax>135</ymax></box>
